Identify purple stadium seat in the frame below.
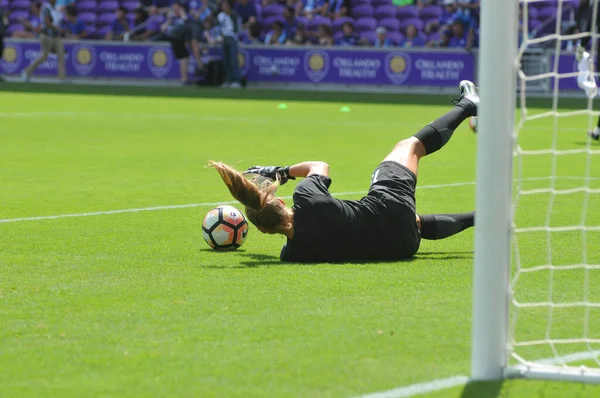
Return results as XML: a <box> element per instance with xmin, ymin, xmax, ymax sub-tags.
<box><xmin>378</xmin><ymin>17</ymin><xmax>400</xmax><ymax>32</ymax></box>
<box><xmin>78</xmin><ymin>12</ymin><xmax>98</xmax><ymax>24</ymax></box>
<box><xmin>77</xmin><ymin>1</ymin><xmax>97</xmax><ymax>12</ymax></box>
<box><xmin>0</xmin><ymin>0</ymin><xmax>8</xmax><ymax>7</ymax></box>
<box><xmin>526</xmin><ymin>7</ymin><xmax>540</xmax><ymax>20</ymax></box>
<box><xmin>419</xmin><ymin>5</ymin><xmax>442</xmax><ymax>19</ymax></box>
<box><xmin>372</xmin><ymin>0</ymin><xmax>391</xmax><ymax>7</ymax></box>
<box><xmin>296</xmin><ymin>16</ymin><xmax>309</xmax><ymax>27</ymax></box>
<box><xmin>350</xmin><ymin>0</ymin><xmax>370</xmax><ymax>6</ymax></box>
<box><xmin>359</xmin><ymin>31</ymin><xmax>376</xmax><ymax>44</ymax></box>
<box><xmin>399</xmin><ymin>18</ymin><xmax>423</xmax><ymax>31</ymax></box>
<box><xmin>84</xmin><ymin>25</ymin><xmax>98</xmax><ymax>39</ymax></box>
<box><xmin>354</xmin><ymin>17</ymin><xmax>377</xmax><ymax>33</ymax></box>
<box><xmin>261</xmin><ymin>4</ymin><xmax>283</xmax><ymax>19</ymax></box>
<box><xmin>11</xmin><ymin>0</ymin><xmax>31</xmax><ymax>11</ymax></box>
<box><xmin>396</xmin><ymin>5</ymin><xmax>418</xmax><ymax>19</ymax></box>
<box><xmin>374</xmin><ymin>5</ymin><xmax>396</xmax><ymax>20</ymax></box>
<box><xmin>538</xmin><ymin>7</ymin><xmax>557</xmax><ymax>20</ymax></box>
<box><xmin>122</xmin><ymin>1</ymin><xmax>140</xmax><ymax>11</ymax></box>
<box><xmin>353</xmin><ymin>4</ymin><xmax>374</xmax><ymax>18</ymax></box>
<box><xmin>98</xmin><ymin>12</ymin><xmax>115</xmax><ymax>24</ymax></box>
<box><xmin>530</xmin><ymin>0</ymin><xmax>556</xmax><ymax>10</ymax></box>
<box><xmin>386</xmin><ymin>31</ymin><xmax>404</xmax><ymax>45</ymax></box>
<box><xmin>8</xmin><ymin>23</ymin><xmax>23</xmax><ymax>35</ymax></box>
<box><xmin>98</xmin><ymin>0</ymin><xmax>119</xmax><ymax>12</ymax></box>
<box><xmin>308</xmin><ymin>15</ymin><xmax>332</xmax><ymax>30</ymax></box>
<box><xmin>260</xmin><ymin>16</ymin><xmax>282</xmax><ymax>31</ymax></box>
<box><xmin>98</xmin><ymin>25</ymin><xmax>112</xmax><ymax>37</ymax></box>
<box><xmin>8</xmin><ymin>11</ymin><xmax>29</xmax><ymax>23</ymax></box>
<box><xmin>333</xmin><ymin>16</ymin><xmax>353</xmax><ymax>31</ymax></box>
<box><xmin>529</xmin><ymin>19</ymin><xmax>543</xmax><ymax>32</ymax></box>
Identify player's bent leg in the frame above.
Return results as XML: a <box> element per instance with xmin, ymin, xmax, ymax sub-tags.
<box><xmin>416</xmin><ymin>211</ymin><xmax>475</xmax><ymax>240</ymax></box>
<box><xmin>383</xmin><ymin>136</ymin><xmax>425</xmax><ymax>177</ymax></box>
<box><xmin>412</xmin><ymin>80</ymin><xmax>478</xmax><ymax>156</ymax></box>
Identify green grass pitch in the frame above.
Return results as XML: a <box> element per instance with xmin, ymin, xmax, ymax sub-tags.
<box><xmin>1</xmin><ymin>83</ymin><xmax>600</xmax><ymax>397</ymax></box>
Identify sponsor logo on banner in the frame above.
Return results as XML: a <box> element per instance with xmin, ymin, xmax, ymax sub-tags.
<box><xmin>99</xmin><ymin>48</ymin><xmax>145</xmax><ymax>73</ymax></box>
<box><xmin>0</xmin><ymin>43</ymin><xmax>22</xmax><ymax>73</ymax></box>
<box><xmin>332</xmin><ymin>55</ymin><xmax>381</xmax><ymax>79</ymax></box>
<box><xmin>71</xmin><ymin>44</ymin><xmax>97</xmax><ymax>76</ymax></box>
<box><xmin>147</xmin><ymin>47</ymin><xmax>172</xmax><ymax>77</ymax></box>
<box><xmin>413</xmin><ymin>55</ymin><xmax>465</xmax><ymax>81</ymax></box>
<box><xmin>237</xmin><ymin>48</ymin><xmax>250</xmax><ymax>75</ymax></box>
<box><xmin>304</xmin><ymin>50</ymin><xmax>329</xmax><ymax>82</ymax></box>
<box><xmin>384</xmin><ymin>52</ymin><xmax>411</xmax><ymax>84</ymax></box>
<box><xmin>253</xmin><ymin>52</ymin><xmax>300</xmax><ymax>77</ymax></box>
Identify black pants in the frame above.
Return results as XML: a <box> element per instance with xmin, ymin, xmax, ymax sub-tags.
<box><xmin>222</xmin><ymin>36</ymin><xmax>240</xmax><ymax>84</ymax></box>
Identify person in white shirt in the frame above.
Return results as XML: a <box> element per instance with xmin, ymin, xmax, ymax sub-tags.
<box><xmin>22</xmin><ymin>0</ymin><xmax>65</xmax><ymax>81</ymax></box>
<box><xmin>217</xmin><ymin>0</ymin><xmax>242</xmax><ymax>88</ymax></box>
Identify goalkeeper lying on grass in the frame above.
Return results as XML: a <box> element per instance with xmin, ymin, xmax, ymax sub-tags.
<box><xmin>210</xmin><ymin>81</ymin><xmax>477</xmax><ymax>262</ymax></box>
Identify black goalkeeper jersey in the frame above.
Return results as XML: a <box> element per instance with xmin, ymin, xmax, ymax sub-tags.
<box><xmin>279</xmin><ymin>174</ymin><xmax>419</xmax><ymax>263</ymax></box>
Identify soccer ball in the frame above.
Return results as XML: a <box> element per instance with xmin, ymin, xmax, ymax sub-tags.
<box><xmin>202</xmin><ymin>205</ymin><xmax>249</xmax><ymax>250</ymax></box>
<box><xmin>468</xmin><ymin>117</ymin><xmax>478</xmax><ymax>133</ymax></box>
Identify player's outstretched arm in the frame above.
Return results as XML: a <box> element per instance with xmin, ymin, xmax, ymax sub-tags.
<box><xmin>289</xmin><ymin>161</ymin><xmax>329</xmax><ymax>178</ymax></box>
<box><xmin>244</xmin><ymin>161</ymin><xmax>329</xmax><ymax>184</ymax></box>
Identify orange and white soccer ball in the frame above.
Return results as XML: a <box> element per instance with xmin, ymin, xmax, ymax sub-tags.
<box><xmin>202</xmin><ymin>205</ymin><xmax>249</xmax><ymax>250</ymax></box>
<box><xmin>468</xmin><ymin>116</ymin><xmax>478</xmax><ymax>133</ymax></box>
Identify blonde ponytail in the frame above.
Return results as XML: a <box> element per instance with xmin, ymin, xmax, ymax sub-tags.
<box><xmin>209</xmin><ymin>162</ymin><xmax>291</xmax><ymax>232</ymax></box>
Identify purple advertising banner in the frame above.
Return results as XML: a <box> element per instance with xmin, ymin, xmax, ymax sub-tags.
<box><xmin>238</xmin><ymin>47</ymin><xmax>474</xmax><ymax>86</ymax></box>
<box><xmin>1</xmin><ymin>39</ymin><xmax>474</xmax><ymax>86</ymax></box>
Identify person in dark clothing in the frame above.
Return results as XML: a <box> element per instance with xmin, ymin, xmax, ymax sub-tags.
<box><xmin>209</xmin><ymin>81</ymin><xmax>479</xmax><ymax>263</ymax></box>
<box><xmin>576</xmin><ymin>0</ymin><xmax>600</xmax><ymax>140</ymax></box>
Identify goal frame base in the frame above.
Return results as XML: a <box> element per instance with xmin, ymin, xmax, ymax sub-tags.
<box><xmin>505</xmin><ymin>365</ymin><xmax>600</xmax><ymax>384</ymax></box>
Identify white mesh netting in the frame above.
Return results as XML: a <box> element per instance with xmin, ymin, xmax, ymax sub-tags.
<box><xmin>510</xmin><ymin>0</ymin><xmax>600</xmax><ymax>377</ymax></box>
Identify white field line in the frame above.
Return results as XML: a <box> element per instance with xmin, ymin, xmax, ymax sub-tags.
<box><xmin>0</xmin><ymin>181</ymin><xmax>476</xmax><ymax>224</ymax></box>
<box><xmin>0</xmin><ymin>111</ymin><xmax>596</xmax><ymax>132</ymax></box>
<box><xmin>2</xmin><ymin>176</ymin><xmax>600</xmax><ymax>224</ymax></box>
<box><xmin>357</xmin><ymin>350</ymin><xmax>600</xmax><ymax>398</ymax></box>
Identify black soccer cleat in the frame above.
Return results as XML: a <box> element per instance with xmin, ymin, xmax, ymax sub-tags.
<box><xmin>590</xmin><ymin>129</ymin><xmax>600</xmax><ymax>141</ymax></box>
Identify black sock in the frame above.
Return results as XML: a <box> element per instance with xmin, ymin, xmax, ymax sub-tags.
<box><xmin>413</xmin><ymin>99</ymin><xmax>476</xmax><ymax>155</ymax></box>
<box><xmin>419</xmin><ymin>211</ymin><xmax>475</xmax><ymax>240</ymax></box>
<box><xmin>596</xmin><ymin>115</ymin><xmax>600</xmax><ymax>129</ymax></box>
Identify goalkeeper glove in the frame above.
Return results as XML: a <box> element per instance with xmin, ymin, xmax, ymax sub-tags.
<box><xmin>244</xmin><ymin>165</ymin><xmax>296</xmax><ymax>185</ymax></box>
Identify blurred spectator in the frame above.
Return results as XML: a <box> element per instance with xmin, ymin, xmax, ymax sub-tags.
<box><xmin>128</xmin><ymin>8</ymin><xmax>149</xmax><ymax>40</ymax></box>
<box><xmin>316</xmin><ymin>23</ymin><xmax>333</xmax><ymax>46</ymax></box>
<box><xmin>243</xmin><ymin>21</ymin><xmax>262</xmax><ymax>44</ymax></box>
<box><xmin>425</xmin><ymin>0</ymin><xmax>457</xmax><ymax>34</ymax></box>
<box><xmin>374</xmin><ymin>26</ymin><xmax>392</xmax><ymax>47</ymax></box>
<box><xmin>62</xmin><ymin>5</ymin><xmax>87</xmax><ymax>39</ymax></box>
<box><xmin>22</xmin><ymin>0</ymin><xmax>65</xmax><ymax>81</ymax></box>
<box><xmin>152</xmin><ymin>1</ymin><xmax>203</xmax><ymax>83</ymax></box>
<box><xmin>427</xmin><ymin>30</ymin><xmax>450</xmax><ymax>47</ymax></box>
<box><xmin>265</xmin><ymin>20</ymin><xmax>287</xmax><ymax>45</ymax></box>
<box><xmin>55</xmin><ymin>0</ymin><xmax>75</xmax><ymax>13</ymax></box>
<box><xmin>335</xmin><ymin>21</ymin><xmax>358</xmax><ymax>46</ymax></box>
<box><xmin>416</xmin><ymin>0</ymin><xmax>436</xmax><ymax>8</ymax></box>
<box><xmin>217</xmin><ymin>0</ymin><xmax>242</xmax><ymax>87</ymax></box>
<box><xmin>13</xmin><ymin>2</ymin><xmax>42</xmax><ymax>39</ymax></box>
<box><xmin>447</xmin><ymin>19</ymin><xmax>466</xmax><ymax>47</ymax></box>
<box><xmin>202</xmin><ymin>14</ymin><xmax>220</xmax><ymax>44</ymax></box>
<box><xmin>129</xmin><ymin>12</ymin><xmax>161</xmax><ymax>40</ymax></box>
<box><xmin>455</xmin><ymin>0</ymin><xmax>479</xmax><ymax>23</ymax></box>
<box><xmin>190</xmin><ymin>0</ymin><xmax>215</xmax><ymax>22</ymax></box>
<box><xmin>282</xmin><ymin>6</ymin><xmax>298</xmax><ymax>37</ymax></box>
<box><xmin>0</xmin><ymin>6</ymin><xmax>6</xmax><ymax>81</ymax></box>
<box><xmin>297</xmin><ymin>0</ymin><xmax>326</xmax><ymax>19</ymax></box>
<box><xmin>290</xmin><ymin>23</ymin><xmax>310</xmax><ymax>45</ymax></box>
<box><xmin>399</xmin><ymin>23</ymin><xmax>425</xmax><ymax>47</ymax></box>
<box><xmin>235</xmin><ymin>0</ymin><xmax>257</xmax><ymax>30</ymax></box>
<box><xmin>325</xmin><ymin>0</ymin><xmax>349</xmax><ymax>19</ymax></box>
<box><xmin>106</xmin><ymin>7</ymin><xmax>130</xmax><ymax>40</ymax></box>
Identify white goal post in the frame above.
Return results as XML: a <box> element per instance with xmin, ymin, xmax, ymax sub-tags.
<box><xmin>472</xmin><ymin>0</ymin><xmax>600</xmax><ymax>383</ymax></box>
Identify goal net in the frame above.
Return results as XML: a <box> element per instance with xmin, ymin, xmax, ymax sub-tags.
<box><xmin>508</xmin><ymin>0</ymin><xmax>600</xmax><ymax>381</ymax></box>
